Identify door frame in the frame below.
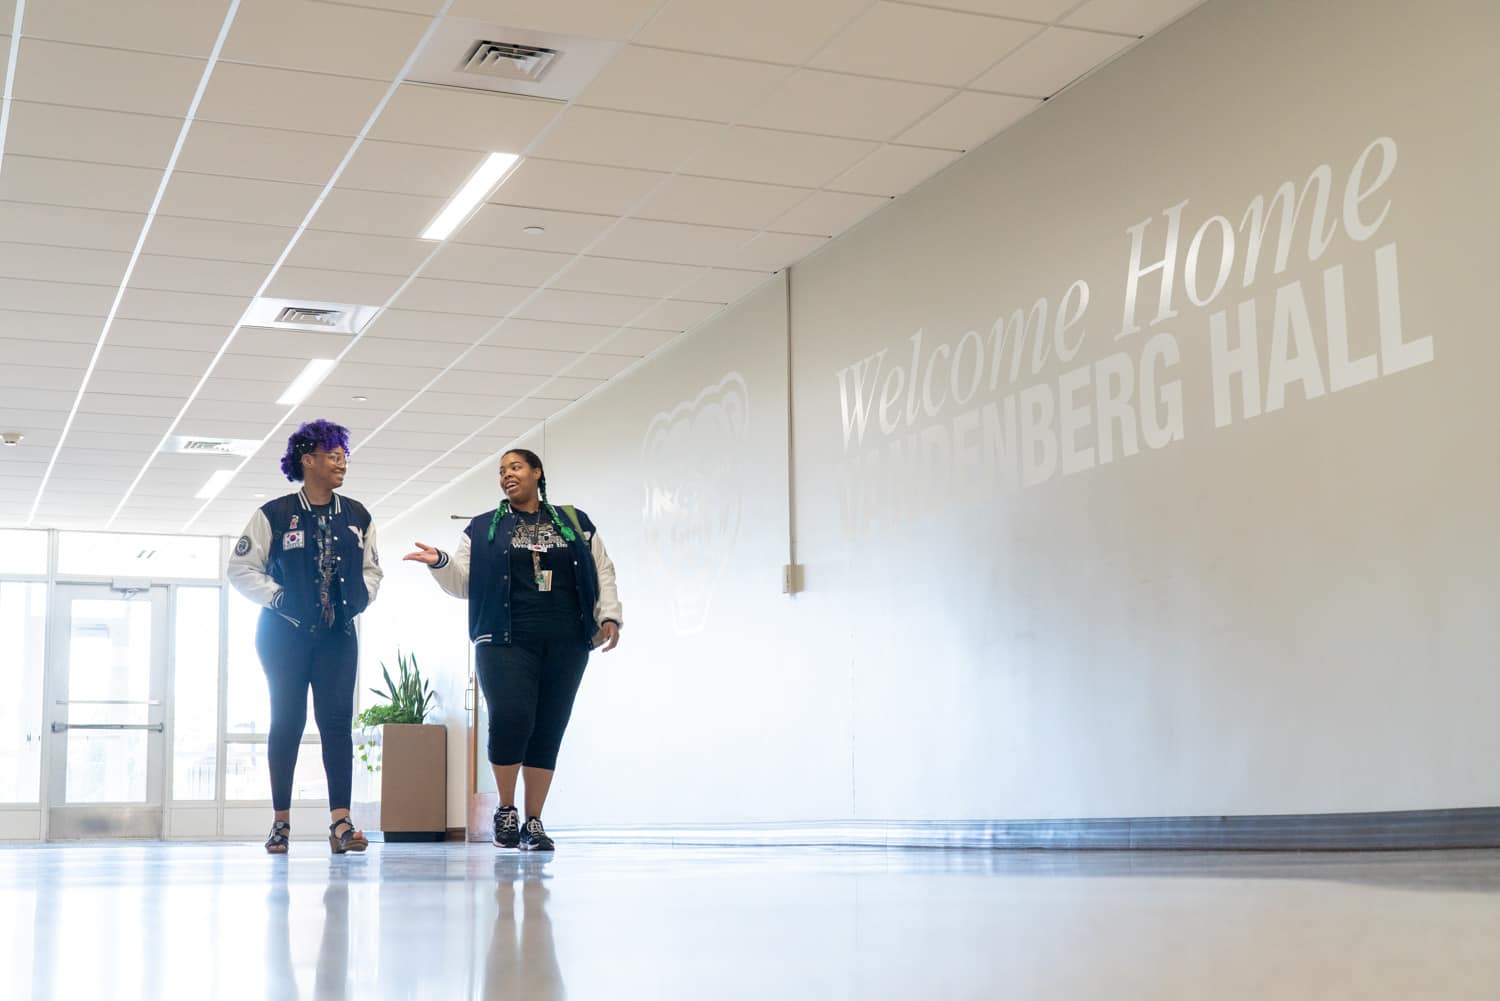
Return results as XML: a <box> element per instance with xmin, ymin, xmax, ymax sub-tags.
<box><xmin>45</xmin><ymin>581</ymin><xmax>171</xmax><ymax>839</ymax></box>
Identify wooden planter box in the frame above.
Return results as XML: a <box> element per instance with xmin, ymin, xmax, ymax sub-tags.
<box><xmin>351</xmin><ymin>723</ymin><xmax>446</xmax><ymax>842</ymax></box>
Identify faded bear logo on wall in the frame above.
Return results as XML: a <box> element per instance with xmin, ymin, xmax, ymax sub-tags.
<box><xmin>642</xmin><ymin>372</ymin><xmax>750</xmax><ymax>636</ymax></box>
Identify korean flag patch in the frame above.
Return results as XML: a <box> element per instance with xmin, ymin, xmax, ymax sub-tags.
<box><xmin>283</xmin><ymin>530</ymin><xmax>306</xmax><ymax>551</ymax></box>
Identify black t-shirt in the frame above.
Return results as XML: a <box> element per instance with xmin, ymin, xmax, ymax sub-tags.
<box><xmin>507</xmin><ymin>509</ymin><xmax>583</xmax><ymax>638</ymax></box>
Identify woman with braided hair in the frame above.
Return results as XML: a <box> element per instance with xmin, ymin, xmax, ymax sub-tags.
<box><xmin>404</xmin><ymin>449</ymin><xmax>622</xmax><ymax>852</ymax></box>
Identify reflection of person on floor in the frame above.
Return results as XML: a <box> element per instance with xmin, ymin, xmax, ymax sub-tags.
<box><xmin>263</xmin><ymin>865</ymin><xmax>351</xmax><ymax>1001</ymax></box>
<box><xmin>484</xmin><ymin>864</ymin><xmax>566</xmax><ymax>1001</ymax></box>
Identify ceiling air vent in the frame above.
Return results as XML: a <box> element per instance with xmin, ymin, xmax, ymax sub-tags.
<box><xmin>182</xmin><ymin>439</ymin><xmax>235</xmax><ymax>453</ymax></box>
<box><xmin>461</xmin><ymin>40</ymin><xmax>558</xmax><ymax>82</ymax></box>
<box><xmin>165</xmin><ymin>436</ymin><xmax>260</xmax><ymax>457</ymax></box>
<box><xmin>275</xmin><ymin>306</ymin><xmax>343</xmax><ymax>327</ymax></box>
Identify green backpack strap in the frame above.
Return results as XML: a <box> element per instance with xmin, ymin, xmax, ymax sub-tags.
<box><xmin>559</xmin><ymin>504</ymin><xmax>584</xmax><ymax>539</ymax></box>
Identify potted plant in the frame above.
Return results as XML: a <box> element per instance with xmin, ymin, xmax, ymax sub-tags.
<box><xmin>352</xmin><ymin>651</ymin><xmax>446</xmax><ymax>842</ymax></box>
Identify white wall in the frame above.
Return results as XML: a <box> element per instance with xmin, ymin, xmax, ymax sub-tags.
<box><xmin>374</xmin><ymin>0</ymin><xmax>1500</xmax><ymax>828</ymax></box>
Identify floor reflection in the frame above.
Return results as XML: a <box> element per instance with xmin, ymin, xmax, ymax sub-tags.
<box><xmin>483</xmin><ymin>856</ymin><xmax>565</xmax><ymax>1000</ymax></box>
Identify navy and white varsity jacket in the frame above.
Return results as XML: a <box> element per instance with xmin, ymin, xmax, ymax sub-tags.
<box><xmin>227</xmin><ymin>489</ymin><xmax>382</xmax><ymax>633</ymax></box>
<box><xmin>429</xmin><ymin>506</ymin><xmax>622</xmax><ymax>647</ymax></box>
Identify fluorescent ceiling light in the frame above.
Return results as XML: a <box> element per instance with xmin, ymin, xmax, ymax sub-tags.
<box><xmin>195</xmin><ymin>470</ymin><xmax>237</xmax><ymax>501</ymax></box>
<box><xmin>277</xmin><ymin>359</ymin><xmax>338</xmax><ymax>406</ymax></box>
<box><xmin>422</xmin><ymin>152</ymin><xmax>521</xmax><ymax>241</ymax></box>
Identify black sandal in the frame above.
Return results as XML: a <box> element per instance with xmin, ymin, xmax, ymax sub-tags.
<box><xmin>329</xmin><ymin>818</ymin><xmax>368</xmax><ymax>854</ymax></box>
<box><xmin>265</xmin><ymin>821</ymin><xmax>291</xmax><ymax>854</ymax></box>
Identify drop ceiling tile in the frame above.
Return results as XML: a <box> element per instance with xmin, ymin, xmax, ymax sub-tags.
<box><xmin>566</xmin><ymin>352</ymin><xmax>641</xmax><ymax>380</ymax></box>
<box><xmin>827</xmin><ymin>145</ymin><xmax>961</xmax><ymax>196</ymax></box>
<box><xmin>312</xmin><ymin>188</ymin><xmax>445</xmax><ymax>238</ymax></box>
<box><xmin>972</xmin><ymin>26</ymin><xmax>1134</xmax><ymax>96</ymax></box>
<box><xmin>724</xmin><ymin>231</ymin><xmax>829</xmax><ymax>271</ymax></box>
<box><xmin>198</xmin><ymin>64</ymin><xmax>387</xmax><ymax>137</ymax></box>
<box><xmin>116</xmin><ymin>288</ymin><xmax>250</xmax><ymax>327</ymax></box>
<box><xmin>0</xmin><ymin>156</ymin><xmax>161</xmax><ymax>215</ymax></box>
<box><xmin>339</xmin><ymin>338</ymin><xmax>469</xmax><ymax>370</ymax></box>
<box><xmin>1063</xmin><ymin>0</ymin><xmax>1205</xmax><ymax>35</ymax></box>
<box><xmin>25</xmin><ymin>0</ymin><xmax>226</xmax><ymax>58</ymax></box>
<box><xmin>176</xmin><ymin>122</ymin><xmax>352</xmax><ymax>185</ymax></box>
<box><xmin>636</xmin><ymin>0</ymin><xmax>868</xmax><ymax>64</ymax></box>
<box><xmin>0</xmin><ymin>310</ymin><xmax>106</xmax><ymax>345</ymax></box>
<box><xmin>4</xmin><ymin>102</ymin><xmax>182</xmax><ymax>169</ymax></box>
<box><xmin>223</xmin><ymin>0</ymin><xmax>430</xmax><ymax>81</ymax></box>
<box><xmin>536</xmin><ymin>375</ymin><xmax>603</xmax><ymax>399</ymax></box>
<box><xmin>589</xmin><ymin>218</ymin><xmax>752</xmax><ymax>268</ymax></box>
<box><xmin>395</xmin><ymin>278</ymin><xmax>532</xmax><ymax>317</ymax></box>
<box><xmin>636</xmin><ymin>175</ymin><xmax>807</xmax><ymax>231</ymax></box>
<box><xmin>15</xmin><ymin>40</ymin><xmax>205</xmax><ymax>117</ymax></box>
<box><xmin>0</xmin><ymin>278</ymin><xmax>115</xmax><ymax>317</ymax></box>
<box><xmin>671</xmin><ymin>268</ymin><xmax>774</xmax><ymax>304</ymax></box>
<box><xmin>608</xmin><ymin>327</ymin><xmax>680</xmax><ymax>356</ymax></box>
<box><xmin>452</xmin><ymin>345</ymin><xmax>575</xmax><ymax>378</ymax></box>
<box><xmin>579</xmin><ymin>46</ymin><xmax>787</xmax><ymax>123</ymax></box>
<box><xmin>899</xmin><ymin>92</ymin><xmax>1040</xmax><ymax>150</ymax></box>
<box><xmin>130</xmin><ymin>255</ymin><xmax>268</xmax><ymax>297</ymax></box>
<box><xmin>340</xmin><ymin>141</ymin><xmax>487</xmax><ymax>198</ymax></box>
<box><xmin>230</xmin><ymin>329</ymin><xmax>349</xmax><ymax>362</ymax></box>
<box><xmin>746</xmin><ymin>70</ymin><xmax>954</xmax><ymax>141</ymax></box>
<box><xmin>110</xmin><ymin>318</ymin><xmax>233</xmax><ymax>350</ymax></box>
<box><xmin>0</xmin><ymin>244</ymin><xmax>127</xmax><ymax>287</ymax></box>
<box><xmin>368</xmin><ymin>84</ymin><xmax>559</xmax><ymax>153</ymax></box>
<box><xmin>811</xmin><ymin>3</ymin><xmax>1039</xmax><ymax>86</ymax></box>
<box><xmin>264</xmin><ymin>266</ymin><xmax>406</xmax><ymax>306</ymax></box>
<box><xmin>532</xmin><ymin>108</ymin><xmax>723</xmax><ymax>173</ymax></box>
<box><xmin>495</xmin><ymin>159</ymin><xmax>664</xmax><ymax>217</ymax></box>
<box><xmin>484</xmin><ymin>319</ymin><xmax>613</xmax><ymax>354</ymax></box>
<box><xmin>322</xmin><ymin>361</ymin><xmax>447</xmax><ymax>391</ymax></box>
<box><xmin>0</xmin><ymin>363</ymin><xmax>83</xmax><ymax>392</ymax></box>
<box><xmin>331</xmin><ymin>0</ymin><xmax>445</xmax><ymax>13</ymax></box>
<box><xmin>0</xmin><ymin>337</ymin><xmax>93</xmax><ymax>368</ymax></box>
<box><xmin>426</xmin><ymin>244</ymin><xmax>571</xmax><ymax>288</ymax></box>
<box><xmin>770</xmin><ymin>190</ymin><xmax>889</xmax><ymax>237</ymax></box>
<box><xmin>364</xmin><ymin>308</ymin><xmax>497</xmax><ymax>344</ymax></box>
<box><xmin>87</xmin><ymin>369</ymin><xmax>202</xmax><ymax>398</ymax></box>
<box><xmin>682</xmin><ymin>128</ymin><xmax>875</xmax><ymax>188</ymax></box>
<box><xmin>447</xmin><ymin>0</ymin><xmax>660</xmax><ymax>39</ymax></box>
<box><xmin>161</xmin><ymin>172</ymin><xmax>322</xmax><ymax>228</ymax></box>
<box><xmin>515</xmin><ymin>289</ymin><xmax>654</xmax><ymax>327</ymax></box>
<box><xmin>917</xmin><ymin>0</ymin><xmax>1077</xmax><ymax>19</ymax></box>
<box><xmin>145</xmin><ymin>216</ymin><xmax>295</xmax><ymax>266</ymax></box>
<box><xmin>456</xmin><ymin>204</ymin><xmax>616</xmax><ymax>255</ymax></box>
<box><xmin>285</xmin><ymin>231</ymin><xmax>433</xmax><ymax>276</ymax></box>
<box><xmin>554</xmin><ymin>257</ymin><xmax>705</xmax><ymax>300</ymax></box>
<box><xmin>94</xmin><ymin>344</ymin><xmax>217</xmax><ymax>377</ymax></box>
<box><xmin>0</xmin><ymin>204</ymin><xmax>146</xmax><ymax>253</ymax></box>
<box><xmin>629</xmin><ymin>299</ymin><xmax>724</xmax><ymax>333</ymax></box>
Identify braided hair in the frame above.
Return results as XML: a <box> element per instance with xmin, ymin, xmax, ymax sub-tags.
<box><xmin>487</xmin><ymin>449</ymin><xmax>578</xmax><ymax>544</ymax></box>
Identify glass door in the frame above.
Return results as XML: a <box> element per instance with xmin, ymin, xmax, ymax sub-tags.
<box><xmin>46</xmin><ymin>583</ymin><xmax>169</xmax><ymax>839</ymax></box>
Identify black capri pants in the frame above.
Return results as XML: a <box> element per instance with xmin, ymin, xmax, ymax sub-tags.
<box><xmin>476</xmin><ymin>637</ymin><xmax>589</xmax><ymax>770</ymax></box>
<box><xmin>255</xmin><ymin>613</ymin><xmax>358</xmax><ymax>812</ymax></box>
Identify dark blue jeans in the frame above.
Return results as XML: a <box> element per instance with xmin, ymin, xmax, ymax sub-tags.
<box><xmin>255</xmin><ymin>613</ymin><xmax>357</xmax><ymax>811</ymax></box>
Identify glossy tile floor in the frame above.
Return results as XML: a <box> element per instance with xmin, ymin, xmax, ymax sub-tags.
<box><xmin>2</xmin><ymin>842</ymin><xmax>1498</xmax><ymax>1000</ymax></box>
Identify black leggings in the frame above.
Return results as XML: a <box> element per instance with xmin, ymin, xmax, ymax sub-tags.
<box><xmin>255</xmin><ymin>614</ymin><xmax>358</xmax><ymax>812</ymax></box>
<box><xmin>476</xmin><ymin>637</ymin><xmax>589</xmax><ymax>770</ymax></box>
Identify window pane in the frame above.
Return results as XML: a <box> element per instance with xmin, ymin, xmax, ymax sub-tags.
<box><xmin>226</xmin><ymin>593</ymin><xmax>316</xmax><ymax>737</ymax></box>
<box><xmin>63</xmin><ymin>600</ymin><xmax>153</xmax><ymax>804</ymax></box>
<box><xmin>224</xmin><ymin>743</ymin><xmax>328</xmax><ymax>803</ymax></box>
<box><xmin>0</xmin><ymin>531</ymin><xmax>47</xmax><ymax>575</ymax></box>
<box><xmin>0</xmin><ymin>582</ymin><xmax>47</xmax><ymax>803</ymax></box>
<box><xmin>173</xmin><ymin>587</ymin><xmax>220</xmax><ymax>800</ymax></box>
<box><xmin>58</xmin><ymin>532</ymin><xmax>219</xmax><ymax>579</ymax></box>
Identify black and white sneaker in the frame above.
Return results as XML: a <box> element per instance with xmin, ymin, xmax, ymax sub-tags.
<box><xmin>519</xmin><ymin>816</ymin><xmax>555</xmax><ymax>852</ymax></box>
<box><xmin>493</xmin><ymin>805</ymin><xmax>520</xmax><ymax>848</ymax></box>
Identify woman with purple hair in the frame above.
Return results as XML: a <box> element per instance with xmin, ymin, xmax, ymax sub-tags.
<box><xmin>227</xmin><ymin>419</ymin><xmax>383</xmax><ymax>855</ymax></box>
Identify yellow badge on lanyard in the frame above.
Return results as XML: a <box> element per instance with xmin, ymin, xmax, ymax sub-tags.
<box><xmin>535</xmin><ymin>570</ymin><xmax>553</xmax><ymax>592</ymax></box>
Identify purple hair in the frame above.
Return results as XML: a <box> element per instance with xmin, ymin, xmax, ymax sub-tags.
<box><xmin>280</xmin><ymin>419</ymin><xmax>351</xmax><ymax>482</ymax></box>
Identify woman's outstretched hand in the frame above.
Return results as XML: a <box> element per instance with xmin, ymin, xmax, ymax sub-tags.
<box><xmin>403</xmin><ymin>543</ymin><xmax>440</xmax><ymax>566</ymax></box>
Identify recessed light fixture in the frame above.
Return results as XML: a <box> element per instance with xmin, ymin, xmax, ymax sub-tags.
<box><xmin>0</xmin><ymin>432</ymin><xmax>22</xmax><ymax>446</ymax></box>
<box><xmin>524</xmin><ymin>225</ymin><xmax>546</xmax><ymax>235</ymax></box>
<box><xmin>277</xmin><ymin>359</ymin><xmax>338</xmax><ymax>407</ymax></box>
<box><xmin>195</xmin><ymin>470</ymin><xmax>237</xmax><ymax>501</ymax></box>
<box><xmin>352</xmin><ymin>395</ymin><xmax>369</xmax><ymax>402</ymax></box>
<box><xmin>422</xmin><ymin>152</ymin><xmax>521</xmax><ymax>241</ymax></box>
<box><xmin>254</xmin><ymin>493</ymin><xmax>267</xmax><ymax>498</ymax></box>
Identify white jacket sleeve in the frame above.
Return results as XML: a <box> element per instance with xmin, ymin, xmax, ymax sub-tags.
<box><xmin>591</xmin><ymin>530</ymin><xmax>623</xmax><ymax>627</ymax></box>
<box><xmin>430</xmin><ymin>530</ymin><xmax>471</xmax><ymax>599</ymax></box>
<box><xmin>362</xmin><ymin>519</ymin><xmax>383</xmax><ymax>604</ymax></box>
<box><xmin>226</xmin><ymin>510</ymin><xmax>282</xmax><ymax>609</ymax></box>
